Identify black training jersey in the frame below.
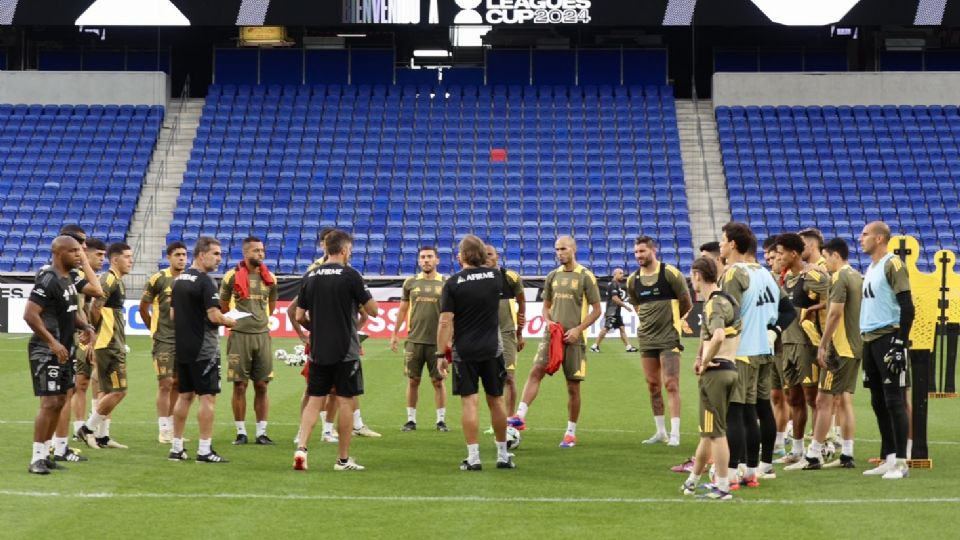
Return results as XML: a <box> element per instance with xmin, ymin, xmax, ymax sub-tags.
<box><xmin>298</xmin><ymin>263</ymin><xmax>372</xmax><ymax>366</ymax></box>
<box><xmin>441</xmin><ymin>267</ymin><xmax>513</xmax><ymax>362</ymax></box>
<box><xmin>605</xmin><ymin>280</ymin><xmax>625</xmax><ymax>317</ymax></box>
<box><xmin>172</xmin><ymin>268</ymin><xmax>221</xmax><ymax>363</ymax></box>
<box><xmin>28</xmin><ymin>267</ymin><xmax>82</xmax><ymax>352</ymax></box>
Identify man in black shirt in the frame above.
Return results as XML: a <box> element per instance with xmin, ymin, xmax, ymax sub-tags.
<box><xmin>24</xmin><ymin>235</ymin><xmax>97</xmax><ymax>474</ymax></box>
<box><xmin>437</xmin><ymin>234</ymin><xmax>517</xmax><ymax>471</ymax></box>
<box><xmin>590</xmin><ymin>268</ymin><xmax>638</xmax><ymax>353</ymax></box>
<box><xmin>169</xmin><ymin>236</ymin><xmax>236</xmax><ymax>464</ymax></box>
<box><xmin>294</xmin><ymin>230</ymin><xmax>378</xmax><ymax>472</ymax></box>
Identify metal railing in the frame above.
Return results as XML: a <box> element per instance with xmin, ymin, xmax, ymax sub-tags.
<box><xmin>690</xmin><ymin>84</ymin><xmax>716</xmax><ymax>228</ymax></box>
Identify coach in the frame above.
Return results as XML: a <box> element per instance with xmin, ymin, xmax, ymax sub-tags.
<box><xmin>437</xmin><ymin>235</ymin><xmax>517</xmax><ymax>471</ymax></box>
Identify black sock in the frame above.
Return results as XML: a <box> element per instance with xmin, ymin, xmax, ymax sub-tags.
<box><xmin>744</xmin><ymin>404</ymin><xmax>760</xmax><ymax>468</ymax></box>
<box><xmin>756</xmin><ymin>398</ymin><xmax>776</xmax><ymax>464</ymax></box>
<box><xmin>726</xmin><ymin>403</ymin><xmax>746</xmax><ymax>470</ymax></box>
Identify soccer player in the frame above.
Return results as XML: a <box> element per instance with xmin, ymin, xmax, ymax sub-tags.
<box><xmin>139</xmin><ymin>241</ymin><xmax>188</xmax><ymax>443</ymax></box>
<box><xmin>763</xmin><ymin>235</ymin><xmax>790</xmax><ymax>457</ymax></box>
<box><xmin>775</xmin><ymin>233</ymin><xmax>829</xmax><ymax>466</ymax></box>
<box><xmin>24</xmin><ymin>235</ymin><xmax>97</xmax><ymax>474</ymax></box>
<box><xmin>391</xmin><ymin>246</ymin><xmax>448</xmax><ymax>432</ymax></box>
<box><xmin>485</xmin><ymin>245</ymin><xmax>526</xmax><ymax>416</ymax></box>
<box><xmin>700</xmin><ymin>241</ymin><xmax>721</xmax><ymax>261</ymax></box>
<box><xmin>808</xmin><ymin>237</ymin><xmax>862</xmax><ymax>470</ymax></box>
<box><xmin>680</xmin><ymin>257</ymin><xmax>741</xmax><ymax>500</ymax></box>
<box><xmin>627</xmin><ymin>236</ymin><xmax>693</xmax><ymax>447</ymax></box>
<box><xmin>67</xmin><ymin>238</ymin><xmax>106</xmax><ymax>456</ymax></box>
<box><xmin>169</xmin><ymin>236</ymin><xmax>236</xmax><ymax>463</ymax></box>
<box><xmin>220</xmin><ymin>236</ymin><xmax>279</xmax><ymax>445</ymax></box>
<box><xmin>719</xmin><ymin>223</ymin><xmax>796</xmax><ymax>486</ymax></box>
<box><xmin>293</xmin><ymin>230</ymin><xmax>378</xmax><ymax>471</ymax></box>
<box><xmin>590</xmin><ymin>268</ymin><xmax>638</xmax><ymax>353</ymax></box>
<box><xmin>858</xmin><ymin>221</ymin><xmax>914</xmax><ymax>479</ymax></box>
<box><xmin>438</xmin><ymin>235</ymin><xmax>517</xmax><ymax>470</ymax></box>
<box><xmin>508</xmin><ymin>236</ymin><xmax>601</xmax><ymax>448</ymax></box>
<box><xmin>799</xmin><ymin>228</ymin><xmax>827</xmax><ymax>268</ymax></box>
<box><xmin>76</xmin><ymin>242</ymin><xmax>134</xmax><ymax>450</ymax></box>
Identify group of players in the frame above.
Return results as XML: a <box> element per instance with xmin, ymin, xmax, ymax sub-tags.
<box><xmin>24</xmin><ymin>220</ymin><xmax>916</xmax><ymax>488</ymax></box>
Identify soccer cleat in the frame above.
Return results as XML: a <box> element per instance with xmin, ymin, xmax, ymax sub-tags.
<box><xmin>507</xmin><ymin>416</ymin><xmax>526</xmax><ymax>431</ymax></box>
<box><xmin>757</xmin><ymin>466</ymin><xmax>777</xmax><ymax>480</ymax></box>
<box><xmin>681</xmin><ymin>479</ymin><xmax>698</xmax><ymax>495</ymax></box>
<box><xmin>863</xmin><ymin>462</ymin><xmax>893</xmax><ymax>476</ymax></box>
<box><xmin>28</xmin><ymin>460</ymin><xmax>51</xmax><ymax>475</ymax></box>
<box><xmin>401</xmin><ymin>421</ymin><xmax>417</xmax><ymax>432</ymax></box>
<box><xmin>75</xmin><ymin>426</ymin><xmax>98</xmax><ymax>449</ymax></box>
<box><xmin>168</xmin><ymin>449</ymin><xmax>189</xmax><ymax>462</ymax></box>
<box><xmin>334</xmin><ymin>458</ymin><xmax>365</xmax><ymax>471</ymax></box>
<box><xmin>559</xmin><ymin>434</ymin><xmax>577</xmax><ymax>448</ymax></box>
<box><xmin>196</xmin><ymin>450</ymin><xmax>229</xmax><ymax>463</ymax></box>
<box><xmin>354</xmin><ymin>425</ymin><xmax>382</xmax><ymax>438</ymax></box>
<box><xmin>802</xmin><ymin>456</ymin><xmax>822</xmax><ymax>470</ymax></box>
<box><xmin>590</xmin><ymin>345</ymin><xmax>600</xmax><ymax>353</ymax></box>
<box><xmin>882</xmin><ymin>465</ymin><xmax>909</xmax><ymax>480</ymax></box>
<box><xmin>293</xmin><ymin>449</ymin><xmax>308</xmax><ymax>471</ymax></box>
<box><xmin>255</xmin><ymin>435</ymin><xmax>275</xmax><ymax>445</ymax></box>
<box><xmin>436</xmin><ymin>421</ymin><xmax>449</xmax><ymax>432</ymax></box>
<box><xmin>697</xmin><ymin>487</ymin><xmax>733</xmax><ymax>501</ymax></box>
<box><xmin>783</xmin><ymin>457</ymin><xmax>810</xmax><ymax>471</ymax></box>
<box><xmin>728</xmin><ymin>480</ymin><xmax>741</xmax><ymax>492</ymax></box>
<box><xmin>44</xmin><ymin>458</ymin><xmax>65</xmax><ymax>471</ymax></box>
<box><xmin>740</xmin><ymin>475</ymin><xmax>760</xmax><ymax>488</ymax></box>
<box><xmin>321</xmin><ymin>431</ymin><xmax>339</xmax><ymax>443</ymax></box>
<box><xmin>158</xmin><ymin>430</ymin><xmax>173</xmax><ymax>444</ymax></box>
<box><xmin>54</xmin><ymin>448</ymin><xmax>88</xmax><ymax>462</ymax></box>
<box><xmin>667</xmin><ymin>435</ymin><xmax>680</xmax><ymax>447</ymax></box>
<box><xmin>774</xmin><ymin>453</ymin><xmax>803</xmax><ymax>465</ymax></box>
<box><xmin>671</xmin><ymin>458</ymin><xmax>695</xmax><ymax>473</ymax></box>
<box><xmin>97</xmin><ymin>437</ymin><xmax>128</xmax><ymax>449</ymax></box>
<box><xmin>625</xmin><ymin>346</ymin><xmax>639</xmax><ymax>352</ymax></box>
<box><xmin>772</xmin><ymin>444</ymin><xmax>786</xmax><ymax>458</ymax></box>
<box><xmin>642</xmin><ymin>432</ymin><xmax>669</xmax><ymax>445</ymax></box>
<box><xmin>459</xmin><ymin>459</ymin><xmax>482</xmax><ymax>471</ymax></box>
<box><xmin>496</xmin><ymin>458</ymin><xmax>517</xmax><ymax>469</ymax></box>
<box><xmin>233</xmin><ymin>434</ymin><xmax>249</xmax><ymax>445</ymax></box>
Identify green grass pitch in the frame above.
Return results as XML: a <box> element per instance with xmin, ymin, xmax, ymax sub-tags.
<box><xmin>1</xmin><ymin>334</ymin><xmax>959</xmax><ymax>538</ymax></box>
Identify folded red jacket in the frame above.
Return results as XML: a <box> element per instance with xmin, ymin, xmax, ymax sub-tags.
<box><xmin>546</xmin><ymin>322</ymin><xmax>566</xmax><ymax>376</ymax></box>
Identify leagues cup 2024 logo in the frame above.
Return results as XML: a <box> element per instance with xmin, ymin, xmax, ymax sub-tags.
<box><xmin>465</xmin><ymin>0</ymin><xmax>592</xmax><ymax>24</ymax></box>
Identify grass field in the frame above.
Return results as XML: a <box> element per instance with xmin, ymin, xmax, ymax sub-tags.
<box><xmin>1</xmin><ymin>334</ymin><xmax>959</xmax><ymax>539</ymax></box>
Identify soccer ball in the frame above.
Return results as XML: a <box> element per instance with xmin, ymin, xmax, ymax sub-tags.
<box><xmin>506</xmin><ymin>426</ymin><xmax>521</xmax><ymax>450</ymax></box>
<box><xmin>275</xmin><ymin>349</ymin><xmax>290</xmax><ymax>364</ymax></box>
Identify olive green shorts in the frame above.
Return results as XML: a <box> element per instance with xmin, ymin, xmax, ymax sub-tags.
<box><xmin>534</xmin><ymin>333</ymin><xmax>586</xmax><ymax>381</ymax></box>
<box><xmin>730</xmin><ymin>357</ymin><xmax>759</xmax><ymax>405</ymax></box>
<box><xmin>699</xmin><ymin>365</ymin><xmax>738</xmax><ymax>438</ymax></box>
<box><xmin>227</xmin><ymin>332</ymin><xmax>274</xmax><ymax>383</ymax></box>
<box><xmin>152</xmin><ymin>340</ymin><xmax>177</xmax><ymax>381</ymax></box>
<box><xmin>404</xmin><ymin>341</ymin><xmax>441</xmax><ymax>380</ymax></box>
<box><xmin>782</xmin><ymin>343</ymin><xmax>819</xmax><ymax>388</ymax></box>
<box><xmin>95</xmin><ymin>348</ymin><xmax>127</xmax><ymax>393</ymax></box>
<box><xmin>819</xmin><ymin>355</ymin><xmax>860</xmax><ymax>395</ymax></box>
<box><xmin>501</xmin><ymin>331</ymin><xmax>518</xmax><ymax>372</ymax></box>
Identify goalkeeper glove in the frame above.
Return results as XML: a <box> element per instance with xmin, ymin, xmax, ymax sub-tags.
<box><xmin>883</xmin><ymin>337</ymin><xmax>909</xmax><ymax>375</ymax></box>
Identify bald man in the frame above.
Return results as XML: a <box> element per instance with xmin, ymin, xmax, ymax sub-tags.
<box><xmin>858</xmin><ymin>221</ymin><xmax>914</xmax><ymax>479</ymax></box>
<box><xmin>24</xmin><ymin>236</ymin><xmax>98</xmax><ymax>473</ymax></box>
<box><xmin>591</xmin><ymin>268</ymin><xmax>638</xmax><ymax>353</ymax></box>
<box><xmin>508</xmin><ymin>236</ymin><xmax>602</xmax><ymax>448</ymax></box>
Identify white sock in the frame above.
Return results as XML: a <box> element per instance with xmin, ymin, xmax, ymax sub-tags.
<box><xmin>199</xmin><ymin>438</ymin><xmax>212</xmax><ymax>455</ymax></box>
<box><xmin>45</xmin><ymin>439</ymin><xmax>53</xmax><ymax>451</ymax></box>
<box><xmin>172</xmin><ymin>437</ymin><xmax>184</xmax><ymax>453</ymax></box>
<box><xmin>103</xmin><ymin>419</ymin><xmax>111</xmax><ymax>437</ymax></box>
<box><xmin>670</xmin><ymin>417</ymin><xmax>680</xmax><ymax>439</ymax></box>
<box><xmin>746</xmin><ymin>466</ymin><xmax>757</xmax><ymax>479</ymax></box>
<box><xmin>407</xmin><ymin>407</ymin><xmax>417</xmax><ymax>423</ymax></box>
<box><xmin>73</xmin><ymin>420</ymin><xmax>84</xmax><ymax>434</ymax></box>
<box><xmin>842</xmin><ymin>439</ymin><xmax>854</xmax><ymax>456</ymax></box>
<box><xmin>717</xmin><ymin>477</ymin><xmax>731</xmax><ymax>492</ymax></box>
<box><xmin>495</xmin><ymin>440</ymin><xmax>509</xmax><ymax>461</ymax></box>
<box><xmin>166</xmin><ymin>416</ymin><xmax>174</xmax><ymax>428</ymax></box>
<box><xmin>654</xmin><ymin>415</ymin><xmax>666</xmax><ymax>435</ymax></box>
<box><xmin>256</xmin><ymin>421</ymin><xmax>267</xmax><ymax>438</ymax></box>
<box><xmin>566</xmin><ymin>421</ymin><xmax>577</xmax><ymax>436</ymax></box>
<box><xmin>775</xmin><ymin>432</ymin><xmax>785</xmax><ymax>447</ymax></box>
<box><xmin>323</xmin><ymin>422</ymin><xmax>334</xmax><ymax>434</ymax></box>
<box><xmin>886</xmin><ymin>453</ymin><xmax>897</xmax><ymax>467</ymax></box>
<box><xmin>32</xmin><ymin>442</ymin><xmax>47</xmax><ymax>464</ymax></box>
<box><xmin>95</xmin><ymin>421</ymin><xmax>106</xmax><ymax>438</ymax></box>
<box><xmin>728</xmin><ymin>469</ymin><xmax>738</xmax><ymax>483</ymax></box>
<box><xmin>792</xmin><ymin>437</ymin><xmax>805</xmax><ymax>456</ymax></box>
<box><xmin>320</xmin><ymin>411</ymin><xmax>327</xmax><ymax>423</ymax></box>
<box><xmin>467</xmin><ymin>443</ymin><xmax>480</xmax><ymax>465</ymax></box>
<box><xmin>54</xmin><ymin>437</ymin><xmax>68</xmax><ymax>457</ymax></box>
<box><xmin>907</xmin><ymin>439</ymin><xmax>913</xmax><ymax>460</ymax></box>
<box><xmin>436</xmin><ymin>408</ymin><xmax>445</xmax><ymax>423</ymax></box>
<box><xmin>686</xmin><ymin>471</ymin><xmax>700</xmax><ymax>484</ymax></box>
<box><xmin>353</xmin><ymin>409</ymin><xmax>364</xmax><ymax>430</ymax></box>
<box><xmin>86</xmin><ymin>410</ymin><xmax>105</xmax><ymax>432</ymax></box>
<box><xmin>159</xmin><ymin>417</ymin><xmax>170</xmax><ymax>431</ymax></box>
<box><xmin>516</xmin><ymin>402</ymin><xmax>528</xmax><ymax>419</ymax></box>
<box><xmin>235</xmin><ymin>422</ymin><xmax>247</xmax><ymax>435</ymax></box>
<box><xmin>760</xmin><ymin>461</ymin><xmax>773</xmax><ymax>471</ymax></box>
<box><xmin>807</xmin><ymin>440</ymin><xmax>822</xmax><ymax>459</ymax></box>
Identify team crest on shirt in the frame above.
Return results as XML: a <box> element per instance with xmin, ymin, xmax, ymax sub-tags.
<box><xmin>560</xmin><ymin>278</ymin><xmax>570</xmax><ymax>287</ymax></box>
<box><xmin>433</xmin><ymin>286</ymin><xmax>441</xmax><ymax>294</ymax></box>
<box><xmin>571</xmin><ymin>279</ymin><xmax>579</xmax><ymax>289</ymax></box>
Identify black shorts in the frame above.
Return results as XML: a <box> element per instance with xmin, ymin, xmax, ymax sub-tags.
<box><xmin>452</xmin><ymin>352</ymin><xmax>506</xmax><ymax>397</ymax></box>
<box><xmin>862</xmin><ymin>334</ymin><xmax>910</xmax><ymax>390</ymax></box>
<box><xmin>29</xmin><ymin>344</ymin><xmax>75</xmax><ymax>397</ymax></box>
<box><xmin>177</xmin><ymin>353</ymin><xmax>222</xmax><ymax>396</ymax></box>
<box><xmin>307</xmin><ymin>360</ymin><xmax>364</xmax><ymax>398</ymax></box>
<box><xmin>604</xmin><ymin>314</ymin><xmax>624</xmax><ymax>330</ymax></box>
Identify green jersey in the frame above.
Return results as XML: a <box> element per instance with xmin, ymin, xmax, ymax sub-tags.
<box><xmin>499</xmin><ymin>268</ymin><xmax>524</xmax><ymax>333</ymax></box>
<box><xmin>702</xmin><ymin>291</ymin><xmax>742</xmax><ymax>361</ymax></box>
<box><xmin>220</xmin><ymin>267</ymin><xmax>279</xmax><ymax>334</ymax></box>
<box><xmin>542</xmin><ymin>264</ymin><xmax>601</xmax><ymax>341</ymax></box>
<box><xmin>828</xmin><ymin>264</ymin><xmax>863</xmax><ymax>359</ymax></box>
<box><xmin>626</xmin><ymin>262</ymin><xmax>690</xmax><ymax>350</ymax></box>
<box><xmin>781</xmin><ymin>267</ymin><xmax>830</xmax><ymax>344</ymax></box>
<box><xmin>141</xmin><ymin>268</ymin><xmax>178</xmax><ymax>344</ymax></box>
<box><xmin>94</xmin><ymin>268</ymin><xmax>126</xmax><ymax>352</ymax></box>
<box><xmin>401</xmin><ymin>272</ymin><xmax>444</xmax><ymax>345</ymax></box>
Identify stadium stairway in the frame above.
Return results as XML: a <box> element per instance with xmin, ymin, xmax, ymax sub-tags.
<box><xmin>677</xmin><ymin>99</ymin><xmax>731</xmax><ymax>250</ymax></box>
<box><xmin>129</xmin><ymin>98</ymin><xmax>204</xmax><ymax>281</ymax></box>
